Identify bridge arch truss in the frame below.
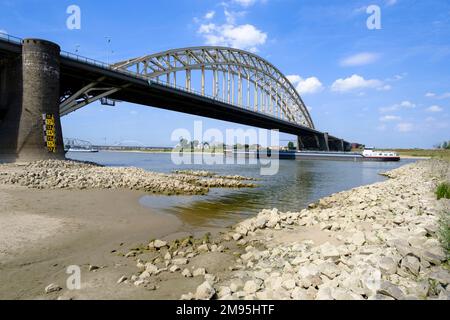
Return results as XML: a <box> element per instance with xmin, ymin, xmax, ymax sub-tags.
<box><xmin>113</xmin><ymin>47</ymin><xmax>315</xmax><ymax>129</ymax></box>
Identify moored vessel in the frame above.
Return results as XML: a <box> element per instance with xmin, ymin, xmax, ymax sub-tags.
<box><xmin>362</xmin><ymin>148</ymin><xmax>400</xmax><ymax>161</ymax></box>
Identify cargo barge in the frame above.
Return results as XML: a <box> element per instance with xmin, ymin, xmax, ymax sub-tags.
<box><xmin>226</xmin><ymin>148</ymin><xmax>400</xmax><ymax>162</ymax></box>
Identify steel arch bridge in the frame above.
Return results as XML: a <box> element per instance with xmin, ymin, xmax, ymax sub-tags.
<box><xmin>111</xmin><ymin>46</ymin><xmax>314</xmax><ymax>129</ymax></box>
<box><xmin>0</xmin><ymin>35</ymin><xmax>352</xmax><ymax>162</ymax></box>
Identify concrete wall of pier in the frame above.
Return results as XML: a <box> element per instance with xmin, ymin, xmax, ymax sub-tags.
<box><xmin>0</xmin><ymin>39</ymin><xmax>64</xmax><ymax>162</ymax></box>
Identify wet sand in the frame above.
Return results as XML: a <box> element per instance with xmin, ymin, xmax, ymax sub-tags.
<box><xmin>0</xmin><ymin>185</ymin><xmax>200</xmax><ymax>299</ymax></box>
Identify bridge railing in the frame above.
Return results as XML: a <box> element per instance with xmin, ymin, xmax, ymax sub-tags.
<box><xmin>1</xmin><ymin>32</ymin><xmax>296</xmax><ymax>126</ymax></box>
<box><xmin>60</xmin><ymin>50</ymin><xmax>151</xmax><ymax>80</ymax></box>
<box><xmin>0</xmin><ymin>32</ymin><xmax>23</xmax><ymax>45</ymax></box>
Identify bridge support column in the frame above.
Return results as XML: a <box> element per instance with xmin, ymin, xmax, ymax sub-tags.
<box><xmin>0</xmin><ymin>55</ymin><xmax>22</xmax><ymax>162</ymax></box>
<box><xmin>296</xmin><ymin>136</ymin><xmax>304</xmax><ymax>151</ymax></box>
<box><xmin>0</xmin><ymin>39</ymin><xmax>65</xmax><ymax>162</ymax></box>
<box><xmin>318</xmin><ymin>132</ymin><xmax>329</xmax><ymax>151</ymax></box>
<box><xmin>338</xmin><ymin>139</ymin><xmax>344</xmax><ymax>152</ymax></box>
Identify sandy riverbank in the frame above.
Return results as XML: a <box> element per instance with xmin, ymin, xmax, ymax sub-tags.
<box><xmin>0</xmin><ymin>160</ymin><xmax>258</xmax><ymax>299</ymax></box>
<box><xmin>0</xmin><ymin>185</ymin><xmax>192</xmax><ymax>299</ymax></box>
<box><xmin>116</xmin><ymin>160</ymin><xmax>449</xmax><ymax>301</ymax></box>
<box><xmin>0</xmin><ymin>160</ymin><xmax>449</xmax><ymax>300</ymax></box>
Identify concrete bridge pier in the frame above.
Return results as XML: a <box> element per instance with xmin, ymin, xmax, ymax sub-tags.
<box><xmin>339</xmin><ymin>139</ymin><xmax>344</xmax><ymax>152</ymax></box>
<box><xmin>297</xmin><ymin>133</ymin><xmax>330</xmax><ymax>151</ymax></box>
<box><xmin>297</xmin><ymin>136</ymin><xmax>305</xmax><ymax>151</ymax></box>
<box><xmin>0</xmin><ymin>55</ymin><xmax>22</xmax><ymax>162</ymax></box>
<box><xmin>0</xmin><ymin>39</ymin><xmax>65</xmax><ymax>162</ymax></box>
<box><xmin>327</xmin><ymin>137</ymin><xmax>345</xmax><ymax>151</ymax></box>
<box><xmin>318</xmin><ymin>132</ymin><xmax>330</xmax><ymax>151</ymax></box>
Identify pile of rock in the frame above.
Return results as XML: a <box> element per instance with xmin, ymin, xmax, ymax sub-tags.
<box><xmin>0</xmin><ymin>160</ymin><xmax>257</xmax><ymax>195</ymax></box>
<box><xmin>184</xmin><ymin>160</ymin><xmax>450</xmax><ymax>300</ymax></box>
<box><xmin>173</xmin><ymin>170</ymin><xmax>257</xmax><ymax>182</ymax></box>
<box><xmin>173</xmin><ymin>170</ymin><xmax>216</xmax><ymax>177</ymax></box>
<box><xmin>119</xmin><ymin>237</ymin><xmax>224</xmax><ymax>295</ymax></box>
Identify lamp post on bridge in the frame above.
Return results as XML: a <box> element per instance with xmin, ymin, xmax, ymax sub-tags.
<box><xmin>105</xmin><ymin>36</ymin><xmax>112</xmax><ymax>64</ymax></box>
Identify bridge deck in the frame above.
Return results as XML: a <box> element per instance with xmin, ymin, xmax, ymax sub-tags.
<box><xmin>0</xmin><ymin>37</ymin><xmax>351</xmax><ymax>150</ymax></box>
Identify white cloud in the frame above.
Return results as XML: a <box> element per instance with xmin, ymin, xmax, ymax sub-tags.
<box><xmin>286</xmin><ymin>75</ymin><xmax>301</xmax><ymax>84</ymax></box>
<box><xmin>426</xmin><ymin>105</ymin><xmax>443</xmax><ymax>113</ymax></box>
<box><xmin>287</xmin><ymin>75</ymin><xmax>324</xmax><ymax>95</ymax></box>
<box><xmin>0</xmin><ymin>29</ymin><xmax>7</xmax><ymax>35</ymax></box>
<box><xmin>331</xmin><ymin>74</ymin><xmax>385</xmax><ymax>93</ymax></box>
<box><xmin>232</xmin><ymin>0</ymin><xmax>262</xmax><ymax>7</ymax></box>
<box><xmin>378</xmin><ymin>84</ymin><xmax>392</xmax><ymax>91</ymax></box>
<box><xmin>379</xmin><ymin>100</ymin><xmax>416</xmax><ymax>113</ymax></box>
<box><xmin>297</xmin><ymin>77</ymin><xmax>324</xmax><ymax>95</ymax></box>
<box><xmin>224</xmin><ymin>9</ymin><xmax>247</xmax><ymax>24</ymax></box>
<box><xmin>386</xmin><ymin>0</ymin><xmax>398</xmax><ymax>6</ymax></box>
<box><xmin>380</xmin><ymin>115</ymin><xmax>401</xmax><ymax>122</ymax></box>
<box><xmin>196</xmin><ymin>9</ymin><xmax>267</xmax><ymax>52</ymax></box>
<box><xmin>340</xmin><ymin>52</ymin><xmax>380</xmax><ymax>67</ymax></box>
<box><xmin>399</xmin><ymin>101</ymin><xmax>416</xmax><ymax>108</ymax></box>
<box><xmin>426</xmin><ymin>92</ymin><xmax>450</xmax><ymax>99</ymax></box>
<box><xmin>198</xmin><ymin>23</ymin><xmax>267</xmax><ymax>52</ymax></box>
<box><xmin>396</xmin><ymin>122</ymin><xmax>413</xmax><ymax>132</ymax></box>
<box><xmin>204</xmin><ymin>11</ymin><xmax>215</xmax><ymax>20</ymax></box>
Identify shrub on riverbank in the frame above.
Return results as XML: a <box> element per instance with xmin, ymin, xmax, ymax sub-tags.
<box><xmin>438</xmin><ymin>211</ymin><xmax>450</xmax><ymax>260</ymax></box>
<box><xmin>436</xmin><ymin>182</ymin><xmax>450</xmax><ymax>260</ymax></box>
<box><xmin>436</xmin><ymin>182</ymin><xmax>450</xmax><ymax>200</ymax></box>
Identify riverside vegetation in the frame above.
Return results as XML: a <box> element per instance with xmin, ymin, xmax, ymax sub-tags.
<box><xmin>116</xmin><ymin>160</ymin><xmax>450</xmax><ymax>300</ymax></box>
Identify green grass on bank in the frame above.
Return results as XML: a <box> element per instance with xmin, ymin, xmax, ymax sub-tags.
<box><xmin>436</xmin><ymin>182</ymin><xmax>450</xmax><ymax>200</ymax></box>
<box><xmin>391</xmin><ymin>149</ymin><xmax>450</xmax><ymax>161</ymax></box>
<box><xmin>436</xmin><ymin>183</ymin><xmax>450</xmax><ymax>260</ymax></box>
<box><xmin>438</xmin><ymin>211</ymin><xmax>450</xmax><ymax>261</ymax></box>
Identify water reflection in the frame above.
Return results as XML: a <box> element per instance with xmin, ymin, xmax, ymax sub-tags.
<box><xmin>68</xmin><ymin>151</ymin><xmax>415</xmax><ymax>228</ymax></box>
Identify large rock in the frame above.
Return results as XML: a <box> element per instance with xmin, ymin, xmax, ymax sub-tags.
<box><xmin>377</xmin><ymin>280</ymin><xmax>405</xmax><ymax>300</ymax></box>
<box><xmin>351</xmin><ymin>231</ymin><xmax>366</xmax><ymax>246</ymax></box>
<box><xmin>413</xmin><ymin>248</ymin><xmax>445</xmax><ymax>265</ymax></box>
<box><xmin>195</xmin><ymin>281</ymin><xmax>215</xmax><ymax>300</ymax></box>
<box><xmin>230</xmin><ymin>279</ymin><xmax>244</xmax><ymax>293</ymax></box>
<box><xmin>243</xmin><ymin>280</ymin><xmax>262</xmax><ymax>294</ymax></box>
<box><xmin>331</xmin><ymin>287</ymin><xmax>363</xmax><ymax>300</ymax></box>
<box><xmin>197</xmin><ymin>244</ymin><xmax>209</xmax><ymax>253</ymax></box>
<box><xmin>291</xmin><ymin>287</ymin><xmax>314</xmax><ymax>300</ymax></box>
<box><xmin>172</xmin><ymin>258</ymin><xmax>188</xmax><ymax>265</ymax></box>
<box><xmin>400</xmin><ymin>255</ymin><xmax>420</xmax><ymax>276</ymax></box>
<box><xmin>153</xmin><ymin>239</ymin><xmax>167</xmax><ymax>249</ymax></box>
<box><xmin>319</xmin><ymin>262</ymin><xmax>341</xmax><ymax>280</ymax></box>
<box><xmin>193</xmin><ymin>268</ymin><xmax>206</xmax><ymax>277</ymax></box>
<box><xmin>315</xmin><ymin>287</ymin><xmax>334</xmax><ymax>300</ymax></box>
<box><xmin>428</xmin><ymin>270</ymin><xmax>450</xmax><ymax>286</ymax></box>
<box><xmin>45</xmin><ymin>283</ymin><xmax>62</xmax><ymax>293</ymax></box>
<box><xmin>145</xmin><ymin>263</ymin><xmax>158</xmax><ymax>275</ymax></box>
<box><xmin>282</xmin><ymin>279</ymin><xmax>297</xmax><ymax>290</ymax></box>
<box><xmin>181</xmin><ymin>268</ymin><xmax>192</xmax><ymax>277</ymax></box>
<box><xmin>377</xmin><ymin>257</ymin><xmax>397</xmax><ymax>276</ymax></box>
<box><xmin>319</xmin><ymin>243</ymin><xmax>340</xmax><ymax>260</ymax></box>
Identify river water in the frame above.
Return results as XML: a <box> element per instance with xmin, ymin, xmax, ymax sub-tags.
<box><xmin>67</xmin><ymin>151</ymin><xmax>414</xmax><ymax>228</ymax></box>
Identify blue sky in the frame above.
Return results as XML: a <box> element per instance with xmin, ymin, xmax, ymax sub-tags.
<box><xmin>1</xmin><ymin>0</ymin><xmax>449</xmax><ymax>148</ymax></box>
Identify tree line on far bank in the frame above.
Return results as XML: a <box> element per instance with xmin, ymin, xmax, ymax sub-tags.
<box><xmin>435</xmin><ymin>141</ymin><xmax>450</xmax><ymax>150</ymax></box>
